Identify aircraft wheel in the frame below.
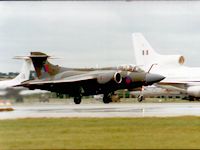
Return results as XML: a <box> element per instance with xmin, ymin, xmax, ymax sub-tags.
<box><xmin>103</xmin><ymin>94</ymin><xmax>111</xmax><ymax>104</ymax></box>
<box><xmin>188</xmin><ymin>96</ymin><xmax>195</xmax><ymax>101</ymax></box>
<box><xmin>138</xmin><ymin>95</ymin><xmax>144</xmax><ymax>102</ymax></box>
<box><xmin>74</xmin><ymin>96</ymin><xmax>82</xmax><ymax>104</ymax></box>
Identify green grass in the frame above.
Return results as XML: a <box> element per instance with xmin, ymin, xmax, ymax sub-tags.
<box><xmin>0</xmin><ymin>117</ymin><xmax>200</xmax><ymax>149</ymax></box>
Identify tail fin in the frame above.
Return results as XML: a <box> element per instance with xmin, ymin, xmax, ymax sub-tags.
<box><xmin>13</xmin><ymin>58</ymin><xmax>31</xmax><ymax>83</ymax></box>
<box><xmin>133</xmin><ymin>33</ymin><xmax>160</xmax><ymax>69</ymax></box>
<box><xmin>30</xmin><ymin>52</ymin><xmax>60</xmax><ymax>79</ymax></box>
<box><xmin>132</xmin><ymin>33</ymin><xmax>185</xmax><ymax>70</ymax></box>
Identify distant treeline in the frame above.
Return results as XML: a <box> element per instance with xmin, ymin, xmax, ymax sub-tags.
<box><xmin>0</xmin><ymin>72</ymin><xmax>19</xmax><ymax>78</ymax></box>
<box><xmin>0</xmin><ymin>71</ymin><xmax>36</xmax><ymax>80</ymax></box>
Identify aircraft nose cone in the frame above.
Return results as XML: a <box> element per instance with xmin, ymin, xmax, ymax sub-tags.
<box><xmin>145</xmin><ymin>73</ymin><xmax>165</xmax><ymax>85</ymax></box>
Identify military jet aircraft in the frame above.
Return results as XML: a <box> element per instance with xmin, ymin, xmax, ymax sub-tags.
<box><xmin>16</xmin><ymin>52</ymin><xmax>165</xmax><ymax>104</ymax></box>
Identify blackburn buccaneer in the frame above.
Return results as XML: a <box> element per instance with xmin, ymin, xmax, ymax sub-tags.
<box><xmin>16</xmin><ymin>52</ymin><xmax>164</xmax><ymax>104</ymax></box>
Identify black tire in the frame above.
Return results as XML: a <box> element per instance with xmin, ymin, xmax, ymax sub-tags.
<box><xmin>74</xmin><ymin>97</ymin><xmax>81</xmax><ymax>104</ymax></box>
<box><xmin>103</xmin><ymin>95</ymin><xmax>111</xmax><ymax>104</ymax></box>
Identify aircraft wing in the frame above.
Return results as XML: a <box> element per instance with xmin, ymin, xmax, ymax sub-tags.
<box><xmin>155</xmin><ymin>82</ymin><xmax>187</xmax><ymax>93</ymax></box>
<box><xmin>17</xmin><ymin>70</ymin><xmax>117</xmax><ymax>87</ymax></box>
<box><xmin>18</xmin><ymin>76</ymin><xmax>97</xmax><ymax>90</ymax></box>
<box><xmin>21</xmin><ymin>75</ymin><xmax>96</xmax><ymax>85</ymax></box>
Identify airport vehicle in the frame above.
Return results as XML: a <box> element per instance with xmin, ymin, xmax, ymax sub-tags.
<box><xmin>133</xmin><ymin>33</ymin><xmax>200</xmax><ymax>100</ymax></box>
<box><xmin>17</xmin><ymin>52</ymin><xmax>165</xmax><ymax>104</ymax></box>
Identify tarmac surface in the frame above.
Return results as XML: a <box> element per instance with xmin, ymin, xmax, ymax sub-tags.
<box><xmin>1</xmin><ymin>102</ymin><xmax>200</xmax><ymax>119</ymax></box>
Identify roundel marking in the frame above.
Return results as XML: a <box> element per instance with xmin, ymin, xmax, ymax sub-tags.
<box><xmin>125</xmin><ymin>76</ymin><xmax>132</xmax><ymax>85</ymax></box>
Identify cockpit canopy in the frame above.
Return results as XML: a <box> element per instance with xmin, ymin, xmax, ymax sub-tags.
<box><xmin>117</xmin><ymin>64</ymin><xmax>144</xmax><ymax>72</ymax></box>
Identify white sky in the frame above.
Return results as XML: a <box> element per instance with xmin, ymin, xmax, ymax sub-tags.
<box><xmin>1</xmin><ymin>1</ymin><xmax>200</xmax><ymax>73</ymax></box>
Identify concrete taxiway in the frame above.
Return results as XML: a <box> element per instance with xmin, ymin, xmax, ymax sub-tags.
<box><xmin>1</xmin><ymin>102</ymin><xmax>200</xmax><ymax>119</ymax></box>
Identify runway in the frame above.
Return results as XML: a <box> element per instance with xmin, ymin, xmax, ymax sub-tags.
<box><xmin>1</xmin><ymin>102</ymin><xmax>200</xmax><ymax>119</ymax></box>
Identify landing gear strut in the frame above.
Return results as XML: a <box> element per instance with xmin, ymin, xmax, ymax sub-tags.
<box><xmin>137</xmin><ymin>95</ymin><xmax>144</xmax><ymax>102</ymax></box>
<box><xmin>103</xmin><ymin>93</ymin><xmax>112</xmax><ymax>104</ymax></box>
<box><xmin>138</xmin><ymin>86</ymin><xmax>144</xmax><ymax>102</ymax></box>
<box><xmin>74</xmin><ymin>87</ymin><xmax>84</xmax><ymax>104</ymax></box>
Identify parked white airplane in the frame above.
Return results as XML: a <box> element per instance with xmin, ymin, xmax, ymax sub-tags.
<box><xmin>0</xmin><ymin>58</ymin><xmax>48</xmax><ymax>102</ymax></box>
<box><xmin>0</xmin><ymin>59</ymin><xmax>31</xmax><ymax>89</ymax></box>
<box><xmin>133</xmin><ymin>33</ymin><xmax>200</xmax><ymax>100</ymax></box>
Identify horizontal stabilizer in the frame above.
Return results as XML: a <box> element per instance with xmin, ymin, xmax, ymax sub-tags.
<box><xmin>13</xmin><ymin>56</ymin><xmax>30</xmax><ymax>60</ymax></box>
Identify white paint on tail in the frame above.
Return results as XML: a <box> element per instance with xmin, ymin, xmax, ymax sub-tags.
<box><xmin>133</xmin><ymin>33</ymin><xmax>159</xmax><ymax>68</ymax></box>
<box><xmin>13</xmin><ymin>59</ymin><xmax>31</xmax><ymax>83</ymax></box>
<box><xmin>133</xmin><ymin>33</ymin><xmax>184</xmax><ymax>72</ymax></box>
<box><xmin>0</xmin><ymin>59</ymin><xmax>31</xmax><ymax>89</ymax></box>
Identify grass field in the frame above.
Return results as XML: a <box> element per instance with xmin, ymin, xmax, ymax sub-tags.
<box><xmin>0</xmin><ymin>117</ymin><xmax>200</xmax><ymax>149</ymax></box>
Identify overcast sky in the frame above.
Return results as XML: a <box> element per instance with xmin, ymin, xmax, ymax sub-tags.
<box><xmin>1</xmin><ymin>1</ymin><xmax>200</xmax><ymax>73</ymax></box>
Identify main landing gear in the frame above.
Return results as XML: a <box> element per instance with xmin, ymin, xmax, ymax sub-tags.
<box><xmin>74</xmin><ymin>87</ymin><xmax>84</xmax><ymax>104</ymax></box>
<box><xmin>103</xmin><ymin>93</ymin><xmax>112</xmax><ymax>104</ymax></box>
<box><xmin>74</xmin><ymin>96</ymin><xmax>82</xmax><ymax>104</ymax></box>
